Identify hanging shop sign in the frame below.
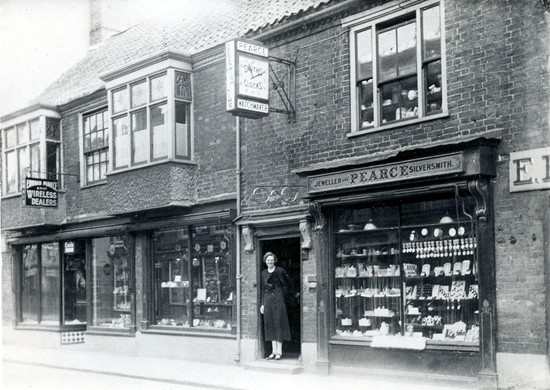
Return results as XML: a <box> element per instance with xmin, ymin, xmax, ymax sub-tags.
<box><xmin>307</xmin><ymin>153</ymin><xmax>463</xmax><ymax>194</ymax></box>
<box><xmin>25</xmin><ymin>177</ymin><xmax>58</xmax><ymax>207</ymax></box>
<box><xmin>509</xmin><ymin>147</ymin><xmax>550</xmax><ymax>192</ymax></box>
<box><xmin>226</xmin><ymin>38</ymin><xmax>270</xmax><ymax>119</ymax></box>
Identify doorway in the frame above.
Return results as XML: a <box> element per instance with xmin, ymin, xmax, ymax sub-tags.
<box><xmin>260</xmin><ymin>237</ymin><xmax>301</xmax><ymax>359</ymax></box>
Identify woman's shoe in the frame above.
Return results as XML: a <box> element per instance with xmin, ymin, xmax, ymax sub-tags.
<box><xmin>266</xmin><ymin>354</ymin><xmax>276</xmax><ymax>360</ymax></box>
<box><xmin>274</xmin><ymin>354</ymin><xmax>282</xmax><ymax>360</ymax></box>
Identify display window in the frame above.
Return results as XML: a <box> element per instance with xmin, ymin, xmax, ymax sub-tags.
<box><xmin>333</xmin><ymin>193</ymin><xmax>479</xmax><ymax>347</ymax></box>
<box><xmin>63</xmin><ymin>240</ymin><xmax>87</xmax><ymax>325</ymax></box>
<box><xmin>151</xmin><ymin>223</ymin><xmax>234</xmax><ymax>332</ymax></box>
<box><xmin>91</xmin><ymin>236</ymin><xmax>133</xmax><ymax>330</ymax></box>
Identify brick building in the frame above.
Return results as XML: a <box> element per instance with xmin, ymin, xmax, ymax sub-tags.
<box><xmin>2</xmin><ymin>0</ymin><xmax>550</xmax><ymax>388</ymax></box>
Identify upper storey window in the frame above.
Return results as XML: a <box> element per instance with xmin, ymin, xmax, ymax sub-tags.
<box><xmin>348</xmin><ymin>1</ymin><xmax>446</xmax><ymax>133</ymax></box>
<box><xmin>1</xmin><ymin>109</ymin><xmax>61</xmax><ymax>196</ymax></box>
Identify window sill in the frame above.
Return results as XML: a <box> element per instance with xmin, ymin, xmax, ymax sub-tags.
<box><xmin>14</xmin><ymin>324</ymin><xmax>62</xmax><ymax>332</ymax></box>
<box><xmin>329</xmin><ymin>335</ymin><xmax>479</xmax><ymax>352</ymax></box>
<box><xmin>142</xmin><ymin>326</ymin><xmax>236</xmax><ymax>339</ymax></box>
<box><xmin>86</xmin><ymin>327</ymin><xmax>136</xmax><ymax>337</ymax></box>
<box><xmin>80</xmin><ymin>181</ymin><xmax>107</xmax><ymax>190</ymax></box>
<box><xmin>348</xmin><ymin>112</ymin><xmax>449</xmax><ymax>138</ymax></box>
<box><xmin>107</xmin><ymin>158</ymin><xmax>197</xmax><ymax>177</ymax></box>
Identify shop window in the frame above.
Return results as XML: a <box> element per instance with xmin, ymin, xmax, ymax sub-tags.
<box><xmin>91</xmin><ymin>236</ymin><xmax>133</xmax><ymax>330</ymax></box>
<box><xmin>151</xmin><ymin>224</ymin><xmax>234</xmax><ymax>332</ymax></box>
<box><xmin>110</xmin><ymin>70</ymin><xmax>191</xmax><ymax>171</ymax></box>
<box><xmin>19</xmin><ymin>243</ymin><xmax>61</xmax><ymax>325</ymax></box>
<box><xmin>82</xmin><ymin>109</ymin><xmax>109</xmax><ymax>185</ymax></box>
<box><xmin>333</xmin><ymin>194</ymin><xmax>479</xmax><ymax>347</ymax></box>
<box><xmin>2</xmin><ymin>116</ymin><xmax>61</xmax><ymax>195</ymax></box>
<box><xmin>63</xmin><ymin>240</ymin><xmax>87</xmax><ymax>325</ymax></box>
<box><xmin>350</xmin><ymin>1</ymin><xmax>445</xmax><ymax>132</ymax></box>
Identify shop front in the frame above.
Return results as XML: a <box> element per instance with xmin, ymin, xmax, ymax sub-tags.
<box><xmin>299</xmin><ymin>139</ymin><xmax>499</xmax><ymax>383</ymax></box>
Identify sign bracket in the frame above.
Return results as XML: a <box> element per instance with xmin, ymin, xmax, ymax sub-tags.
<box><xmin>268</xmin><ymin>56</ymin><xmax>296</xmax><ymax>123</ymax></box>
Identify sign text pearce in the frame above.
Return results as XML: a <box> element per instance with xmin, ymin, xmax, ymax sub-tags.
<box><xmin>307</xmin><ymin>154</ymin><xmax>463</xmax><ymax>194</ymax></box>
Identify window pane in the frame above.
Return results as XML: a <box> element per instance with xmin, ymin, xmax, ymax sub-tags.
<box><xmin>175</xmin><ymin>72</ymin><xmax>191</xmax><ymax>100</ymax></box>
<box><xmin>113</xmin><ymin>116</ymin><xmax>129</xmax><ymax>168</ymax></box>
<box><xmin>131</xmin><ymin>80</ymin><xmax>147</xmax><ymax>108</ymax></box>
<box><xmin>87</xmin><ymin>165</ymin><xmax>93</xmax><ymax>183</ymax></box>
<box><xmin>153</xmin><ymin>228</ymin><xmax>190</xmax><ymax>327</ymax></box>
<box><xmin>5</xmin><ymin>127</ymin><xmax>16</xmax><ymax>148</ymax></box>
<box><xmin>190</xmin><ymin>224</ymin><xmax>234</xmax><ymax>330</ymax></box>
<box><xmin>425</xmin><ymin>60</ymin><xmax>443</xmax><ymax>114</ymax></box>
<box><xmin>17</xmin><ymin>123</ymin><xmax>29</xmax><ymax>145</ymax></box>
<box><xmin>356</xmin><ymin>29</ymin><xmax>373</xmax><ymax>80</ymax></box>
<box><xmin>41</xmin><ymin>242</ymin><xmax>60</xmax><ymax>325</ymax></box>
<box><xmin>21</xmin><ymin>245</ymin><xmax>39</xmax><ymax>324</ymax></box>
<box><xmin>91</xmin><ymin>131</ymin><xmax>97</xmax><ymax>150</ymax></box>
<box><xmin>378</xmin><ymin>29</ymin><xmax>397</xmax><ymax>82</ymax></box>
<box><xmin>64</xmin><ymin>241</ymin><xmax>87</xmax><ymax>324</ymax></box>
<box><xmin>6</xmin><ymin>150</ymin><xmax>17</xmax><ymax>193</ymax></box>
<box><xmin>132</xmin><ymin>109</ymin><xmax>148</xmax><ymax>164</ymax></box>
<box><xmin>30</xmin><ymin>143</ymin><xmax>40</xmax><ymax>177</ymax></box>
<box><xmin>380</xmin><ymin>76</ymin><xmax>418</xmax><ymax>124</ymax></box>
<box><xmin>175</xmin><ymin>101</ymin><xmax>189</xmax><ymax>158</ymax></box>
<box><xmin>46</xmin><ymin>142</ymin><xmax>59</xmax><ymax>180</ymax></box>
<box><xmin>91</xmin><ymin>114</ymin><xmax>97</xmax><ymax>133</ymax></box>
<box><xmin>359</xmin><ymin>79</ymin><xmax>374</xmax><ymax>128</ymax></box>
<box><xmin>112</xmin><ymin>88</ymin><xmax>128</xmax><ymax>114</ymax></box>
<box><xmin>151</xmin><ymin>104</ymin><xmax>168</xmax><ymax>159</ymax></box>
<box><xmin>423</xmin><ymin>5</ymin><xmax>441</xmax><ymax>60</ymax></box>
<box><xmin>150</xmin><ymin>74</ymin><xmax>167</xmax><ymax>102</ymax></box>
<box><xmin>103</xmin><ymin>112</ymin><xmax>109</xmax><ymax>130</ymax></box>
<box><xmin>84</xmin><ymin>116</ymin><xmax>90</xmax><ymax>135</ymax></box>
<box><xmin>84</xmin><ymin>134</ymin><xmax>91</xmax><ymax>152</ymax></box>
<box><xmin>91</xmin><ymin>237</ymin><xmax>133</xmax><ymax>329</ymax></box>
<box><xmin>18</xmin><ymin>147</ymin><xmax>29</xmax><ymax>184</ymax></box>
<box><xmin>397</xmin><ymin>22</ymin><xmax>416</xmax><ymax>77</ymax></box>
<box><xmin>30</xmin><ymin>120</ymin><xmax>41</xmax><ymax>141</ymax></box>
<box><xmin>46</xmin><ymin>119</ymin><xmax>60</xmax><ymax>140</ymax></box>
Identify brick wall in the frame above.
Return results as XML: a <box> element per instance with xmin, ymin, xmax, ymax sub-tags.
<box><xmin>239</xmin><ymin>0</ymin><xmax>550</xmax><ymax>355</ymax></box>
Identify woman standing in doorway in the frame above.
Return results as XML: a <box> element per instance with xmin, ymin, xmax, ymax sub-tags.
<box><xmin>260</xmin><ymin>251</ymin><xmax>291</xmax><ymax>360</ymax></box>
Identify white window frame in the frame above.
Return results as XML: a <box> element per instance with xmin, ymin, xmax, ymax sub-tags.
<box><xmin>346</xmin><ymin>0</ymin><xmax>447</xmax><ymax>136</ymax></box>
<box><xmin>106</xmin><ymin>68</ymin><xmax>193</xmax><ymax>174</ymax></box>
<box><xmin>79</xmin><ymin>107</ymin><xmax>109</xmax><ymax>187</ymax></box>
<box><xmin>1</xmin><ymin>109</ymin><xmax>62</xmax><ymax>196</ymax></box>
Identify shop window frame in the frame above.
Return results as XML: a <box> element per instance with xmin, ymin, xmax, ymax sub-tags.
<box><xmin>347</xmin><ymin>0</ymin><xmax>447</xmax><ymax>136</ymax></box>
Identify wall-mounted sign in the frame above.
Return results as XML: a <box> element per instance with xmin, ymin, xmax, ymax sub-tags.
<box><xmin>509</xmin><ymin>147</ymin><xmax>550</xmax><ymax>192</ymax></box>
<box><xmin>25</xmin><ymin>177</ymin><xmax>58</xmax><ymax>207</ymax></box>
<box><xmin>226</xmin><ymin>38</ymin><xmax>269</xmax><ymax>119</ymax></box>
<box><xmin>307</xmin><ymin>154</ymin><xmax>463</xmax><ymax>194</ymax></box>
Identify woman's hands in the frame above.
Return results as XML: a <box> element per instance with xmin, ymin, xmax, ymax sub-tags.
<box><xmin>260</xmin><ymin>305</ymin><xmax>264</xmax><ymax>314</ymax></box>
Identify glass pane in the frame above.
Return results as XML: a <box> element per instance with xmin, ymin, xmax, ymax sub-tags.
<box><xmin>380</xmin><ymin>76</ymin><xmax>417</xmax><ymax>124</ymax></box>
<box><xmin>175</xmin><ymin>72</ymin><xmax>191</xmax><ymax>100</ymax></box>
<box><xmin>21</xmin><ymin>245</ymin><xmax>39</xmax><ymax>324</ymax></box>
<box><xmin>112</xmin><ymin>88</ymin><xmax>128</xmax><ymax>114</ymax></box>
<box><xmin>46</xmin><ymin>142</ymin><xmax>59</xmax><ymax>180</ymax></box>
<box><xmin>91</xmin><ymin>115</ymin><xmax>97</xmax><ymax>133</ymax></box>
<box><xmin>102</xmin><ymin>112</ymin><xmax>109</xmax><ymax>130</ymax></box>
<box><xmin>423</xmin><ymin>5</ymin><xmax>441</xmax><ymax>60</ymax></box>
<box><xmin>378</xmin><ymin>29</ymin><xmax>397</xmax><ymax>82</ymax></box>
<box><xmin>46</xmin><ymin>119</ymin><xmax>60</xmax><ymax>140</ymax></box>
<box><xmin>17</xmin><ymin>123</ymin><xmax>29</xmax><ymax>145</ymax></box>
<box><xmin>30</xmin><ymin>120</ymin><xmax>41</xmax><ymax>141</ymax></box>
<box><xmin>18</xmin><ymin>147</ymin><xmax>29</xmax><ymax>183</ymax></box>
<box><xmin>91</xmin><ymin>236</ymin><xmax>132</xmax><ymax>329</ymax></box>
<box><xmin>425</xmin><ymin>60</ymin><xmax>443</xmax><ymax>114</ymax></box>
<box><xmin>153</xmin><ymin>228</ymin><xmax>190</xmax><ymax>327</ymax></box>
<box><xmin>84</xmin><ymin>116</ymin><xmax>90</xmax><ymax>135</ymax></box>
<box><xmin>150</xmin><ymin>73</ymin><xmax>167</xmax><ymax>101</ymax></box>
<box><xmin>5</xmin><ymin>127</ymin><xmax>16</xmax><ymax>148</ymax></box>
<box><xmin>131</xmin><ymin>109</ymin><xmax>148</xmax><ymax>164</ymax></box>
<box><xmin>87</xmin><ymin>165</ymin><xmax>93</xmax><ymax>183</ymax></box>
<box><xmin>97</xmin><ymin>129</ymin><xmax>104</xmax><ymax>149</ymax></box>
<box><xmin>358</xmin><ymin>79</ymin><xmax>374</xmax><ymax>128</ymax></box>
<box><xmin>100</xmin><ymin>161</ymin><xmax>107</xmax><ymax>179</ymax></box>
<box><xmin>93</xmin><ymin>163</ymin><xmax>100</xmax><ymax>182</ymax></box>
<box><xmin>356</xmin><ymin>29</ymin><xmax>373</xmax><ymax>81</ymax></box>
<box><xmin>175</xmin><ymin>101</ymin><xmax>189</xmax><ymax>158</ymax></box>
<box><xmin>151</xmin><ymin>104</ymin><xmax>168</xmax><ymax>159</ymax></box>
<box><xmin>91</xmin><ymin>131</ymin><xmax>97</xmax><ymax>150</ymax></box>
<box><xmin>30</xmin><ymin>144</ymin><xmax>40</xmax><ymax>177</ymax></box>
<box><xmin>190</xmin><ymin>224</ymin><xmax>234</xmax><ymax>330</ymax></box>
<box><xmin>131</xmin><ymin>80</ymin><xmax>147</xmax><ymax>108</ymax></box>
<box><xmin>397</xmin><ymin>22</ymin><xmax>417</xmax><ymax>77</ymax></box>
<box><xmin>41</xmin><ymin>242</ymin><xmax>60</xmax><ymax>325</ymax></box>
<box><xmin>84</xmin><ymin>134</ymin><xmax>91</xmax><ymax>152</ymax></box>
<box><xmin>64</xmin><ymin>241</ymin><xmax>87</xmax><ymax>324</ymax></box>
<box><xmin>6</xmin><ymin>150</ymin><xmax>17</xmax><ymax>193</ymax></box>
<box><xmin>113</xmin><ymin>116</ymin><xmax>129</xmax><ymax>168</ymax></box>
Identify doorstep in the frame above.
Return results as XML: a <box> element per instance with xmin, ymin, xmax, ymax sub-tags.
<box><xmin>243</xmin><ymin>359</ymin><xmax>303</xmax><ymax>375</ymax></box>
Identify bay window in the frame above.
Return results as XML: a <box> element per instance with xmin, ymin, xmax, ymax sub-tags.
<box><xmin>350</xmin><ymin>1</ymin><xmax>445</xmax><ymax>133</ymax></box>
<box><xmin>109</xmin><ymin>69</ymin><xmax>191</xmax><ymax>171</ymax></box>
<box><xmin>2</xmin><ymin>114</ymin><xmax>61</xmax><ymax>195</ymax></box>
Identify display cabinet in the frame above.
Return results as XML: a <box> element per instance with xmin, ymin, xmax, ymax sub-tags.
<box><xmin>113</xmin><ymin>260</ymin><xmax>130</xmax><ymax>312</ymax></box>
<box><xmin>332</xmin><ymin>195</ymin><xmax>479</xmax><ymax>346</ymax></box>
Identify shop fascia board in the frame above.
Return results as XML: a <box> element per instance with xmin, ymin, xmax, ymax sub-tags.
<box><xmin>292</xmin><ymin>130</ymin><xmax>502</xmax><ymax>177</ymax></box>
<box><xmin>235</xmin><ymin>204</ymin><xmax>309</xmax><ymax>227</ymax></box>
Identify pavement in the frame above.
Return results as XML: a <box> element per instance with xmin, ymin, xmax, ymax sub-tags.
<box><xmin>2</xmin><ymin>344</ymin><xmax>478</xmax><ymax>390</ymax></box>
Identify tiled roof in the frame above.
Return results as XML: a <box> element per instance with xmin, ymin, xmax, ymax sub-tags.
<box><xmin>31</xmin><ymin>0</ymin><xmax>334</xmax><ymax>108</ymax></box>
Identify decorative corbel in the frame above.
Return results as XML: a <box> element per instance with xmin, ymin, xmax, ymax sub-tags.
<box><xmin>242</xmin><ymin>225</ymin><xmax>254</xmax><ymax>253</ymax></box>
<box><xmin>468</xmin><ymin>177</ymin><xmax>489</xmax><ymax>226</ymax></box>
<box><xmin>300</xmin><ymin>219</ymin><xmax>312</xmax><ymax>250</ymax></box>
<box><xmin>307</xmin><ymin>201</ymin><xmax>325</xmax><ymax>231</ymax></box>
